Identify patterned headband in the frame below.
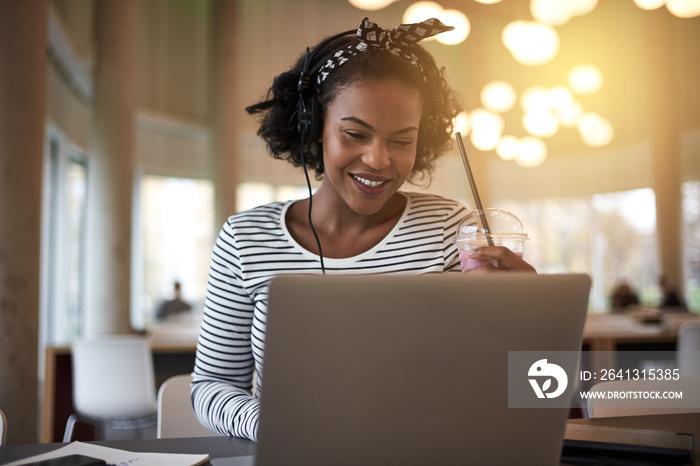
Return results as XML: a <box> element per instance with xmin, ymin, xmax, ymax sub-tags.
<box><xmin>315</xmin><ymin>17</ymin><xmax>454</xmax><ymax>86</ymax></box>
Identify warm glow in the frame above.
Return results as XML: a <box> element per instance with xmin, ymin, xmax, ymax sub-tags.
<box><xmin>666</xmin><ymin>0</ymin><xmax>700</xmax><ymax>17</ymax></box>
<box><xmin>474</xmin><ymin>0</ymin><xmax>502</xmax><ymax>3</ymax></box>
<box><xmin>516</xmin><ymin>137</ymin><xmax>547</xmax><ymax>167</ymax></box>
<box><xmin>530</xmin><ymin>0</ymin><xmax>597</xmax><ymax>25</ymax></box>
<box><xmin>521</xmin><ymin>86</ymin><xmax>549</xmax><ymax>112</ymax></box>
<box><xmin>557</xmin><ymin>101</ymin><xmax>584</xmax><ymax>128</ymax></box>
<box><xmin>570</xmin><ymin>0</ymin><xmax>599</xmax><ymax>16</ymax></box>
<box><xmin>402</xmin><ymin>3</ymin><xmax>470</xmax><ymax>44</ymax></box>
<box><xmin>348</xmin><ymin>0</ymin><xmax>397</xmax><ymax>10</ymax></box>
<box><xmin>496</xmin><ymin>136</ymin><xmax>520</xmax><ymax>161</ymax></box>
<box><xmin>547</xmin><ymin>86</ymin><xmax>574</xmax><ymax>112</ymax></box>
<box><xmin>530</xmin><ymin>0</ymin><xmax>574</xmax><ymax>25</ymax></box>
<box><xmin>481</xmin><ymin>81</ymin><xmax>516</xmax><ymax>113</ymax></box>
<box><xmin>402</xmin><ymin>1</ymin><xmax>444</xmax><ymax>26</ymax></box>
<box><xmin>502</xmin><ymin>21</ymin><xmax>560</xmax><ymax>66</ymax></box>
<box><xmin>522</xmin><ymin>108</ymin><xmax>559</xmax><ymax>138</ymax></box>
<box><xmin>578</xmin><ymin>112</ymin><xmax>614</xmax><ymax>147</ymax></box>
<box><xmin>436</xmin><ymin>9</ymin><xmax>470</xmax><ymax>45</ymax></box>
<box><xmin>453</xmin><ymin>111</ymin><xmax>470</xmax><ymax>135</ymax></box>
<box><xmin>633</xmin><ymin>0</ymin><xmax>666</xmax><ymax>10</ymax></box>
<box><xmin>568</xmin><ymin>64</ymin><xmax>603</xmax><ymax>95</ymax></box>
<box><xmin>469</xmin><ymin>108</ymin><xmax>504</xmax><ymax>151</ymax></box>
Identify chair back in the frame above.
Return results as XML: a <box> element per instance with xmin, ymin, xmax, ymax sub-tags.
<box><xmin>678</xmin><ymin>321</ymin><xmax>700</xmax><ymax>377</ymax></box>
<box><xmin>72</xmin><ymin>335</ymin><xmax>157</xmax><ymax>420</ymax></box>
<box><xmin>587</xmin><ymin>377</ymin><xmax>700</xmax><ymax>418</ymax></box>
<box><xmin>157</xmin><ymin>374</ymin><xmax>213</xmax><ymax>438</ymax></box>
<box><xmin>0</xmin><ymin>408</ymin><xmax>7</xmax><ymax>445</ymax></box>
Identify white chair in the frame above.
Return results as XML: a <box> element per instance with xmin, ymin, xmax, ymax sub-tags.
<box><xmin>157</xmin><ymin>374</ymin><xmax>213</xmax><ymax>439</ymax></box>
<box><xmin>678</xmin><ymin>321</ymin><xmax>700</xmax><ymax>377</ymax></box>
<box><xmin>586</xmin><ymin>377</ymin><xmax>700</xmax><ymax>418</ymax></box>
<box><xmin>63</xmin><ymin>335</ymin><xmax>158</xmax><ymax>442</ymax></box>
<box><xmin>0</xmin><ymin>408</ymin><xmax>7</xmax><ymax>445</ymax></box>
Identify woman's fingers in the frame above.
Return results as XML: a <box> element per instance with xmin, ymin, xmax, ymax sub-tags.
<box><xmin>466</xmin><ymin>246</ymin><xmax>537</xmax><ymax>273</ymax></box>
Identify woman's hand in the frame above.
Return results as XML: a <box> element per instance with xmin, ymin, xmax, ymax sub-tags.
<box><xmin>465</xmin><ymin>246</ymin><xmax>537</xmax><ymax>273</ymax></box>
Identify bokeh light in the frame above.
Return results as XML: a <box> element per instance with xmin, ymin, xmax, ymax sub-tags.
<box><xmin>402</xmin><ymin>1</ymin><xmax>444</xmax><ymax>26</ymax></box>
<box><xmin>570</xmin><ymin>0</ymin><xmax>599</xmax><ymax>16</ymax></box>
<box><xmin>522</xmin><ymin>108</ymin><xmax>559</xmax><ymax>138</ymax></box>
<box><xmin>557</xmin><ymin>101</ymin><xmax>584</xmax><ymax>128</ymax></box>
<box><xmin>547</xmin><ymin>86</ymin><xmax>574</xmax><ymax>112</ymax></box>
<box><xmin>502</xmin><ymin>21</ymin><xmax>560</xmax><ymax>66</ymax></box>
<box><xmin>577</xmin><ymin>112</ymin><xmax>614</xmax><ymax>147</ymax></box>
<box><xmin>453</xmin><ymin>111</ymin><xmax>470</xmax><ymax>135</ymax></box>
<box><xmin>402</xmin><ymin>2</ymin><xmax>469</xmax><ymax>45</ymax></box>
<box><xmin>530</xmin><ymin>0</ymin><xmax>598</xmax><ymax>26</ymax></box>
<box><xmin>474</xmin><ymin>0</ymin><xmax>502</xmax><ymax>3</ymax></box>
<box><xmin>436</xmin><ymin>9</ymin><xmax>470</xmax><ymax>45</ymax></box>
<box><xmin>481</xmin><ymin>81</ymin><xmax>517</xmax><ymax>113</ymax></box>
<box><xmin>516</xmin><ymin>137</ymin><xmax>547</xmax><ymax>167</ymax></box>
<box><xmin>496</xmin><ymin>135</ymin><xmax>520</xmax><ymax>161</ymax></box>
<box><xmin>521</xmin><ymin>86</ymin><xmax>549</xmax><ymax>112</ymax></box>
<box><xmin>469</xmin><ymin>108</ymin><xmax>504</xmax><ymax>151</ymax></box>
<box><xmin>568</xmin><ymin>64</ymin><xmax>603</xmax><ymax>94</ymax></box>
<box><xmin>530</xmin><ymin>0</ymin><xmax>575</xmax><ymax>25</ymax></box>
<box><xmin>665</xmin><ymin>0</ymin><xmax>700</xmax><ymax>18</ymax></box>
<box><xmin>633</xmin><ymin>0</ymin><xmax>666</xmax><ymax>10</ymax></box>
<box><xmin>348</xmin><ymin>0</ymin><xmax>397</xmax><ymax>10</ymax></box>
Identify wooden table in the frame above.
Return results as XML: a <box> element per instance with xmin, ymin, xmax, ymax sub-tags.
<box><xmin>581</xmin><ymin>312</ymin><xmax>699</xmax><ymax>374</ymax></box>
<box><xmin>567</xmin><ymin>413</ymin><xmax>700</xmax><ymax>465</ymax></box>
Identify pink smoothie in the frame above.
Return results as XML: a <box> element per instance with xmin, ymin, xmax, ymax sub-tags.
<box><xmin>459</xmin><ymin>250</ymin><xmax>523</xmax><ymax>272</ymax></box>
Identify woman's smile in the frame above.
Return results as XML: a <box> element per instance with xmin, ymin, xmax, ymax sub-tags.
<box><xmin>350</xmin><ymin>173</ymin><xmax>390</xmax><ymax>193</ymax></box>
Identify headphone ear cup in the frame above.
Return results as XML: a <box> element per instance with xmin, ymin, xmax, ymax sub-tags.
<box><xmin>296</xmin><ymin>96</ymin><xmax>312</xmax><ymax>138</ymax></box>
<box><xmin>308</xmin><ymin>95</ymin><xmax>321</xmax><ymax>143</ymax></box>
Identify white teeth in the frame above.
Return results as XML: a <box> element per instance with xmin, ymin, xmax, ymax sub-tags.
<box><xmin>353</xmin><ymin>175</ymin><xmax>384</xmax><ymax>188</ymax></box>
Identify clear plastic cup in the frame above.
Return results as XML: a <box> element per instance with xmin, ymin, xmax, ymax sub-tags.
<box><xmin>455</xmin><ymin>208</ymin><xmax>529</xmax><ymax>272</ymax></box>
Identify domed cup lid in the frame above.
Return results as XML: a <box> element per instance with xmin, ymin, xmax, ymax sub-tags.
<box><xmin>456</xmin><ymin>208</ymin><xmax>528</xmax><ymax>240</ymax></box>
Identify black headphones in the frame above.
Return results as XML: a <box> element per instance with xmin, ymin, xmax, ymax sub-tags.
<box><xmin>296</xmin><ymin>29</ymin><xmax>356</xmax><ymax>143</ymax></box>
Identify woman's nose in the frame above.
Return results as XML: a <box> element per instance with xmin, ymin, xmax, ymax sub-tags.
<box><xmin>361</xmin><ymin>143</ymin><xmax>391</xmax><ymax>170</ymax></box>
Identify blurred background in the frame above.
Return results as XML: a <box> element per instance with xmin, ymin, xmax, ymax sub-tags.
<box><xmin>1</xmin><ymin>0</ymin><xmax>699</xmax><ymax>444</ymax></box>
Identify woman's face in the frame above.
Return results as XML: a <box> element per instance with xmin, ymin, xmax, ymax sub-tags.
<box><xmin>320</xmin><ymin>78</ymin><xmax>423</xmax><ymax>217</ymax></box>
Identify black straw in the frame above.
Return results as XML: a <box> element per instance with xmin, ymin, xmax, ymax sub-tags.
<box><xmin>455</xmin><ymin>132</ymin><xmax>494</xmax><ymax>246</ymax></box>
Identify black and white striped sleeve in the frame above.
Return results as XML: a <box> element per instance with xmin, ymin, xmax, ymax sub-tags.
<box><xmin>191</xmin><ymin>219</ymin><xmax>260</xmax><ymax>441</ymax></box>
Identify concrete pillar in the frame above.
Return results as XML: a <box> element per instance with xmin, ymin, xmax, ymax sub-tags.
<box><xmin>211</xmin><ymin>0</ymin><xmax>242</xmax><ymax>227</ymax></box>
<box><xmin>0</xmin><ymin>0</ymin><xmax>48</xmax><ymax>445</ymax></box>
<box><xmin>646</xmin><ymin>10</ymin><xmax>684</xmax><ymax>293</ymax></box>
<box><xmin>85</xmin><ymin>0</ymin><xmax>137</xmax><ymax>335</ymax></box>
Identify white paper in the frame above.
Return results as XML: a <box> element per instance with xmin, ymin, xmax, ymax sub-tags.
<box><xmin>3</xmin><ymin>441</ymin><xmax>210</xmax><ymax>466</ymax></box>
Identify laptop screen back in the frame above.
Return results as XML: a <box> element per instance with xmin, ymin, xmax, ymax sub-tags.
<box><xmin>256</xmin><ymin>273</ymin><xmax>591</xmax><ymax>466</ymax></box>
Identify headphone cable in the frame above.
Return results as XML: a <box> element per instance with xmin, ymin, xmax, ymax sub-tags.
<box><xmin>299</xmin><ymin>130</ymin><xmax>326</xmax><ymax>275</ymax></box>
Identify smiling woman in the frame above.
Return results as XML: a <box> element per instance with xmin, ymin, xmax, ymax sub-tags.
<box><xmin>191</xmin><ymin>17</ymin><xmax>536</xmax><ymax>442</ymax></box>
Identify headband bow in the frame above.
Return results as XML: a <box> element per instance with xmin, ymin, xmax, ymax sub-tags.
<box><xmin>358</xmin><ymin>17</ymin><xmax>453</xmax><ymax>51</ymax></box>
<box><xmin>316</xmin><ymin>17</ymin><xmax>454</xmax><ymax>85</ymax></box>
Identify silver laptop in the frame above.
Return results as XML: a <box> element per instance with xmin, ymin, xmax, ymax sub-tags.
<box><xmin>255</xmin><ymin>273</ymin><xmax>591</xmax><ymax>466</ymax></box>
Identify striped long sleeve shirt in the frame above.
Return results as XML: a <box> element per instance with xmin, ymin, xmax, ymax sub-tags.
<box><xmin>191</xmin><ymin>192</ymin><xmax>468</xmax><ymax>441</ymax></box>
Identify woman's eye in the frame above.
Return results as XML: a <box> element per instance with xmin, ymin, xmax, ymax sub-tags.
<box><xmin>392</xmin><ymin>139</ymin><xmax>414</xmax><ymax>147</ymax></box>
<box><xmin>345</xmin><ymin>131</ymin><xmax>367</xmax><ymax>140</ymax></box>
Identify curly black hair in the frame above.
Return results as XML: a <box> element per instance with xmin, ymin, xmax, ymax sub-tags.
<box><xmin>245</xmin><ymin>31</ymin><xmax>461</xmax><ymax>184</ymax></box>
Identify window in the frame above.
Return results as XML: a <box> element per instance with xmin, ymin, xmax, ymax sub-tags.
<box><xmin>683</xmin><ymin>181</ymin><xmax>700</xmax><ymax>311</ymax></box>
<box><xmin>236</xmin><ymin>182</ymin><xmax>311</xmax><ymax>212</ymax></box>
<box><xmin>497</xmin><ymin>188</ymin><xmax>660</xmax><ymax>312</ymax></box>
<box><xmin>43</xmin><ymin>133</ymin><xmax>88</xmax><ymax>345</ymax></box>
<box><xmin>135</xmin><ymin>175</ymin><xmax>215</xmax><ymax>329</ymax></box>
